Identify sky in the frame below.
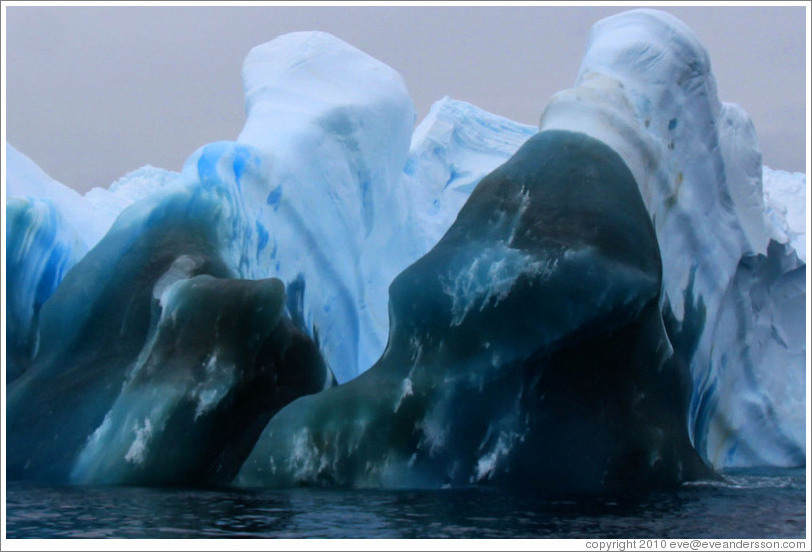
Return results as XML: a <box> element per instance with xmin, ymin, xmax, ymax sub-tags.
<box><xmin>3</xmin><ymin>3</ymin><xmax>809</xmax><ymax>193</ymax></box>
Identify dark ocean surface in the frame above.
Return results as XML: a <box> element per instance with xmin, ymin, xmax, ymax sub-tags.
<box><xmin>4</xmin><ymin>468</ymin><xmax>807</xmax><ymax>539</ymax></box>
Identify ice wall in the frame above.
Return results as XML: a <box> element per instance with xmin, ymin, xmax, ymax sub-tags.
<box><xmin>537</xmin><ymin>9</ymin><xmax>806</xmax><ymax>468</ymax></box>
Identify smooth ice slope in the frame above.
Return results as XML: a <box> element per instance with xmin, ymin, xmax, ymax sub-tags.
<box><xmin>538</xmin><ymin>9</ymin><xmax>805</xmax><ymax>468</ymax></box>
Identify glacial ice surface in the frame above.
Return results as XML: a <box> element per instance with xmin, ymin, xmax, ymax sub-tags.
<box><xmin>536</xmin><ymin>9</ymin><xmax>806</xmax><ymax>468</ymax></box>
<box><xmin>5</xmin><ymin>197</ymin><xmax>86</xmax><ymax>382</ymax></box>
<box><xmin>6</xmin><ymin>144</ymin><xmax>176</xmax><ymax>250</ymax></box>
<box><xmin>4</xmin><ymin>9</ymin><xmax>807</xmax><ymax>486</ymax></box>
<box><xmin>763</xmin><ymin>167</ymin><xmax>807</xmax><ymax>262</ymax></box>
<box><xmin>5</xmin><ymin>146</ymin><xmax>177</xmax><ymax>382</ymax></box>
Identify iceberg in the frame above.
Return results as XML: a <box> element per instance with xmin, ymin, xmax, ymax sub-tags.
<box><xmin>535</xmin><ymin>9</ymin><xmax>805</xmax><ymax>468</ymax></box>
<box><xmin>5</xmin><ymin>197</ymin><xmax>86</xmax><ymax>382</ymax></box>
<box><xmin>6</xmin><ymin>144</ymin><xmax>176</xmax><ymax>251</ymax></box>
<box><xmin>70</xmin><ymin>274</ymin><xmax>333</xmax><ymax>486</ymax></box>
<box><xmin>4</xmin><ymin>9</ymin><xmax>806</xmax><ymax>488</ymax></box>
<box><xmin>763</xmin><ymin>167</ymin><xmax>807</xmax><ymax>262</ymax></box>
<box><xmin>5</xmin><ymin>145</ymin><xmax>177</xmax><ymax>383</ymax></box>
<box><xmin>7</xmin><ymin>141</ymin><xmax>335</xmax><ymax>484</ymax></box>
<box><xmin>236</xmin><ymin>129</ymin><xmax>713</xmax><ymax>491</ymax></box>
<box><xmin>401</xmin><ymin>96</ymin><xmax>537</xmax><ymax>245</ymax></box>
<box><xmin>233</xmin><ymin>32</ymin><xmax>416</xmax><ymax>383</ymax></box>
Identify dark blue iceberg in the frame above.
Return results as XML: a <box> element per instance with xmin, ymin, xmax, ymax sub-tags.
<box><xmin>235</xmin><ymin>130</ymin><xmax>714</xmax><ymax>493</ymax></box>
<box><xmin>6</xmin><ymin>144</ymin><xmax>334</xmax><ymax>485</ymax></box>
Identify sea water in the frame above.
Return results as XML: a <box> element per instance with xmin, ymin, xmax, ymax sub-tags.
<box><xmin>4</xmin><ymin>468</ymin><xmax>806</xmax><ymax>539</ymax></box>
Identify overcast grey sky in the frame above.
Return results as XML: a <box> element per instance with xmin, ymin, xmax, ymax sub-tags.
<box><xmin>4</xmin><ymin>4</ymin><xmax>808</xmax><ymax>193</ymax></box>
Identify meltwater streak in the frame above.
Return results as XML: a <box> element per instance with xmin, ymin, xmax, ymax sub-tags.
<box><xmin>5</xmin><ymin>469</ymin><xmax>805</xmax><ymax>538</ymax></box>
